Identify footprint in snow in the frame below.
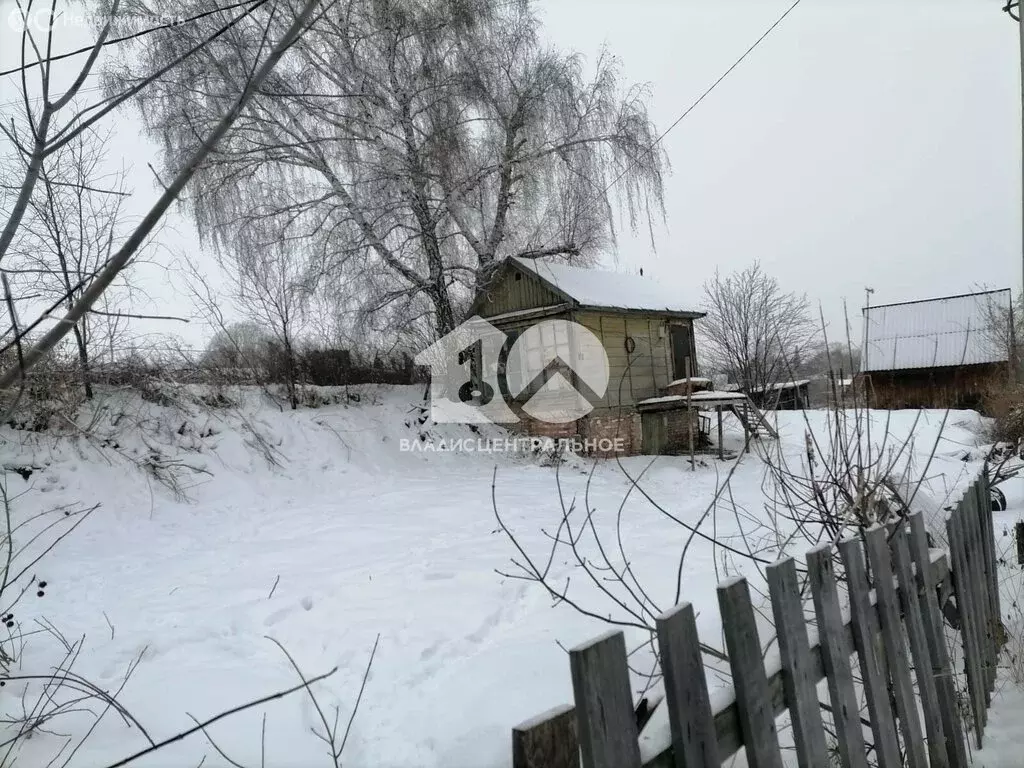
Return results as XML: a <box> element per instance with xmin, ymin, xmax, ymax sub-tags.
<box><xmin>264</xmin><ymin>597</ymin><xmax>314</xmax><ymax>626</ymax></box>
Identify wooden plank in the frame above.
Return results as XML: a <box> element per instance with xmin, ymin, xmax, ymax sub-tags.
<box><xmin>965</xmin><ymin>483</ymin><xmax>994</xmax><ymax>694</ymax></box>
<box><xmin>972</xmin><ymin>479</ymin><xmax>997</xmax><ymax>694</ymax></box>
<box><xmin>961</xmin><ymin>490</ymin><xmax>993</xmax><ymax>704</ymax></box>
<box><xmin>685</xmin><ymin>358</ymin><xmax>695</xmax><ymax>469</ymax></box>
<box><xmin>889</xmin><ymin>525</ymin><xmax>948</xmax><ymax>768</ymax></box>
<box><xmin>641</xmin><ymin>551</ymin><xmax>955</xmax><ymax>768</ymax></box>
<box><xmin>717</xmin><ymin>408</ymin><xmax>724</xmax><ymax>461</ymax></box>
<box><xmin>655</xmin><ymin>602</ymin><xmax>720</xmax><ymax>768</ymax></box>
<box><xmin>646</xmin><ymin>319</ymin><xmax>658</xmax><ymax>391</ymax></box>
<box><xmin>1016</xmin><ymin>520</ymin><xmax>1024</xmax><ymax>566</ymax></box>
<box><xmin>765</xmin><ymin>557</ymin><xmax>829</xmax><ymax>768</ymax></box>
<box><xmin>513</xmin><ymin>704</ymin><xmax>579</xmax><ymax>768</ymax></box>
<box><xmin>977</xmin><ymin>477</ymin><xmax>1002</xmax><ymax>668</ymax></box>
<box><xmin>805</xmin><ymin>544</ymin><xmax>869</xmax><ymax>768</ymax></box>
<box><xmin>717</xmin><ymin>577</ymin><xmax>784</xmax><ymax>768</ymax></box>
<box><xmin>837</xmin><ymin>536</ymin><xmax>902</xmax><ymax>768</ymax></box>
<box><xmin>908</xmin><ymin>513</ymin><xmax>968</xmax><ymax>768</ymax></box>
<box><xmin>863</xmin><ymin>525</ymin><xmax>927</xmax><ymax>768</ymax></box>
<box><xmin>569</xmin><ymin>630</ymin><xmax>642</xmax><ymax>768</ymax></box>
<box><xmin>624</xmin><ymin>317</ymin><xmax>634</xmax><ymax>403</ymax></box>
<box><xmin>946</xmin><ymin>510</ymin><xmax>985</xmax><ymax>748</ymax></box>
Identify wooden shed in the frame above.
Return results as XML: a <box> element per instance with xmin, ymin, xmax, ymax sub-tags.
<box><xmin>470</xmin><ymin>257</ymin><xmax>702</xmax><ymax>393</ymax></box>
<box><xmin>467</xmin><ymin>258</ymin><xmax>773</xmax><ymax>456</ymax></box>
<box><xmin>861</xmin><ymin>289</ymin><xmax>1012</xmax><ymax>412</ymax></box>
<box><xmin>748</xmin><ymin>379</ymin><xmax>811</xmax><ymax>410</ymax></box>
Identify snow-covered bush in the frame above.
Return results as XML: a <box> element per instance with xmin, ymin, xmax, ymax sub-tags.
<box><xmin>983</xmin><ymin>383</ymin><xmax>1024</xmax><ymax>448</ymax></box>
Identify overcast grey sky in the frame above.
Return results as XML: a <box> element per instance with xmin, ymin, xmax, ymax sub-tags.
<box><xmin>0</xmin><ymin>0</ymin><xmax>1020</xmax><ymax>350</ymax></box>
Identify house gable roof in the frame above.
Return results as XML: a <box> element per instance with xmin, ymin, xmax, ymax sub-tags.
<box><xmin>470</xmin><ymin>257</ymin><xmax>704</xmax><ymax>319</ymax></box>
<box><xmin>861</xmin><ymin>288</ymin><xmax>1011</xmax><ymax>372</ymax></box>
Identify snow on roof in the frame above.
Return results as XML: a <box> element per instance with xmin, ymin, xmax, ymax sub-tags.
<box><xmin>636</xmin><ymin>391</ymin><xmax>750</xmax><ymax>408</ymax></box>
<box><xmin>749</xmin><ymin>379</ymin><xmax>811</xmax><ymax>393</ymax></box>
<box><xmin>636</xmin><ymin>394</ymin><xmax>687</xmax><ymax>406</ymax></box>
<box><xmin>688</xmin><ymin>390</ymin><xmax>749</xmax><ymax>401</ymax></box>
<box><xmin>862</xmin><ymin>289</ymin><xmax>1011</xmax><ymax>372</ymax></box>
<box><xmin>668</xmin><ymin>377</ymin><xmax>713</xmax><ymax>386</ymax></box>
<box><xmin>512</xmin><ymin>257</ymin><xmax>703</xmax><ymax>316</ymax></box>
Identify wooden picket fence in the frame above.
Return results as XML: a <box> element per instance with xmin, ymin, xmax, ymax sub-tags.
<box><xmin>512</xmin><ymin>473</ymin><xmax>1002</xmax><ymax>768</ymax></box>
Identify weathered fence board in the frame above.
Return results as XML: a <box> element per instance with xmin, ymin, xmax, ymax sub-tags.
<box><xmin>975</xmin><ymin>477</ymin><xmax>1002</xmax><ymax>691</ymax></box>
<box><xmin>908</xmin><ymin>511</ymin><xmax>969</xmax><ymax>768</ymax></box>
<box><xmin>718</xmin><ymin>577</ymin><xmax>784</xmax><ymax>768</ymax></box>
<box><xmin>513</xmin><ymin>704</ymin><xmax>579</xmax><ymax>768</ymax></box>
<box><xmin>569</xmin><ymin>630</ymin><xmax>642</xmax><ymax>768</ymax></box>
<box><xmin>838</xmin><ymin>536</ymin><xmax>903</xmax><ymax>768</ymax></box>
<box><xmin>890</xmin><ymin>525</ymin><xmax>949</xmax><ymax>768</ymax></box>
<box><xmin>946</xmin><ymin>510</ymin><xmax>986</xmax><ymax>747</ymax></box>
<box><xmin>806</xmin><ymin>544</ymin><xmax>870</xmax><ymax>768</ymax></box>
<box><xmin>640</xmin><ymin>550</ymin><xmax>956</xmax><ymax>768</ymax></box>
<box><xmin>963</xmin><ymin>487</ymin><xmax>995</xmax><ymax>697</ymax></box>
<box><xmin>655</xmin><ymin>602</ymin><xmax>720</xmax><ymax>768</ymax></box>
<box><xmin>864</xmin><ymin>525</ymin><xmax>928</xmax><ymax>768</ymax></box>
<box><xmin>515</xmin><ymin>473</ymin><xmax>1001</xmax><ymax>768</ymax></box>
<box><xmin>765</xmin><ymin>557</ymin><xmax>829</xmax><ymax>768</ymax></box>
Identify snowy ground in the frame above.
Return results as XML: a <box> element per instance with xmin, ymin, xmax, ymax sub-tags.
<box><xmin>0</xmin><ymin>384</ymin><xmax>1016</xmax><ymax>767</ymax></box>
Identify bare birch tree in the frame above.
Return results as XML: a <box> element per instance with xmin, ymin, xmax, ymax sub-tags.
<box><xmin>975</xmin><ymin>288</ymin><xmax>1021</xmax><ymax>378</ymax></box>
<box><xmin>0</xmin><ymin>0</ymin><xmax>324</xmax><ymax>390</ymax></box>
<box><xmin>227</xmin><ymin>244</ymin><xmax>311</xmax><ymax>407</ymax></box>
<box><xmin>7</xmin><ymin>128</ymin><xmax>147</xmax><ymax>399</ymax></box>
<box><xmin>106</xmin><ymin>0</ymin><xmax>668</xmax><ymax>341</ymax></box>
<box><xmin>700</xmin><ymin>262</ymin><xmax>818</xmax><ymax>394</ymax></box>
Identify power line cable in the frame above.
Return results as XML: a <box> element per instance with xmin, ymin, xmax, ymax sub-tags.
<box><xmin>528</xmin><ymin>0</ymin><xmax>803</xmax><ymax>258</ymax></box>
<box><xmin>0</xmin><ymin>0</ymin><xmax>264</xmax><ymax>78</ymax></box>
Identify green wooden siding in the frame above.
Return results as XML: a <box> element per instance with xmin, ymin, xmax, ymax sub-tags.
<box><xmin>471</xmin><ymin>263</ymin><xmax>699</xmax><ymax>410</ymax></box>
<box><xmin>575</xmin><ymin>311</ymin><xmax>687</xmax><ymax>409</ymax></box>
<box><xmin>476</xmin><ymin>267</ymin><xmax>563</xmax><ymax>317</ymax></box>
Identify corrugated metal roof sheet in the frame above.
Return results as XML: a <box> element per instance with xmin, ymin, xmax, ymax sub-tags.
<box><xmin>512</xmin><ymin>257</ymin><xmax>703</xmax><ymax>315</ymax></box>
<box><xmin>862</xmin><ymin>289</ymin><xmax>1011</xmax><ymax>372</ymax></box>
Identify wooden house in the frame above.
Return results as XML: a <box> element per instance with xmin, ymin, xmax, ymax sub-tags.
<box><xmin>861</xmin><ymin>289</ymin><xmax>1012</xmax><ymax>412</ymax></box>
<box><xmin>468</xmin><ymin>258</ymin><xmax>773</xmax><ymax>455</ymax></box>
<box><xmin>748</xmin><ymin>379</ymin><xmax>812</xmax><ymax>410</ymax></box>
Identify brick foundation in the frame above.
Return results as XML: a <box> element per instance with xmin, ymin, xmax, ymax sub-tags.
<box><xmin>578</xmin><ymin>411</ymin><xmax>641</xmax><ymax>457</ymax></box>
<box><xmin>511</xmin><ymin>406</ymin><xmax>704</xmax><ymax>457</ymax></box>
<box><xmin>510</xmin><ymin>407</ymin><xmax>641</xmax><ymax>457</ymax></box>
<box><xmin>514</xmin><ymin>413</ymin><xmax>579</xmax><ymax>441</ymax></box>
<box><xmin>636</xmin><ymin>407</ymin><xmax>705</xmax><ymax>455</ymax></box>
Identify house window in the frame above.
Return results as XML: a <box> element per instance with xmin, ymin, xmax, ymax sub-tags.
<box><xmin>496</xmin><ymin>330</ymin><xmax>519</xmax><ymax>395</ymax></box>
<box><xmin>504</xmin><ymin>323</ymin><xmax>573</xmax><ymax>397</ymax></box>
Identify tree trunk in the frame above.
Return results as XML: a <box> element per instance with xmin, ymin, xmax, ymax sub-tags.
<box><xmin>72</xmin><ymin>324</ymin><xmax>93</xmax><ymax>400</ymax></box>
<box><xmin>282</xmin><ymin>333</ymin><xmax>298</xmax><ymax>410</ymax></box>
<box><xmin>432</xmin><ymin>284</ymin><xmax>457</xmax><ymax>337</ymax></box>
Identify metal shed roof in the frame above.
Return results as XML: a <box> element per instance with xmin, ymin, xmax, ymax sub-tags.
<box><xmin>861</xmin><ymin>289</ymin><xmax>1011</xmax><ymax>372</ymax></box>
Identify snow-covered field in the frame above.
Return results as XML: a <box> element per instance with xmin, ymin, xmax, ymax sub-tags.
<box><xmin>0</xmin><ymin>385</ymin><xmax>1015</xmax><ymax>767</ymax></box>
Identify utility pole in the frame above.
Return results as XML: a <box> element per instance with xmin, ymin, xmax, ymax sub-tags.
<box><xmin>863</xmin><ymin>287</ymin><xmax>874</xmax><ymax>372</ymax></box>
<box><xmin>1019</xmin><ymin>3</ymin><xmax>1024</xmax><ymax>296</ymax></box>
<box><xmin>1011</xmin><ymin>1</ymin><xmax>1024</xmax><ymax>298</ymax></box>
<box><xmin>1007</xmin><ymin>1</ymin><xmax>1024</xmax><ymax>382</ymax></box>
